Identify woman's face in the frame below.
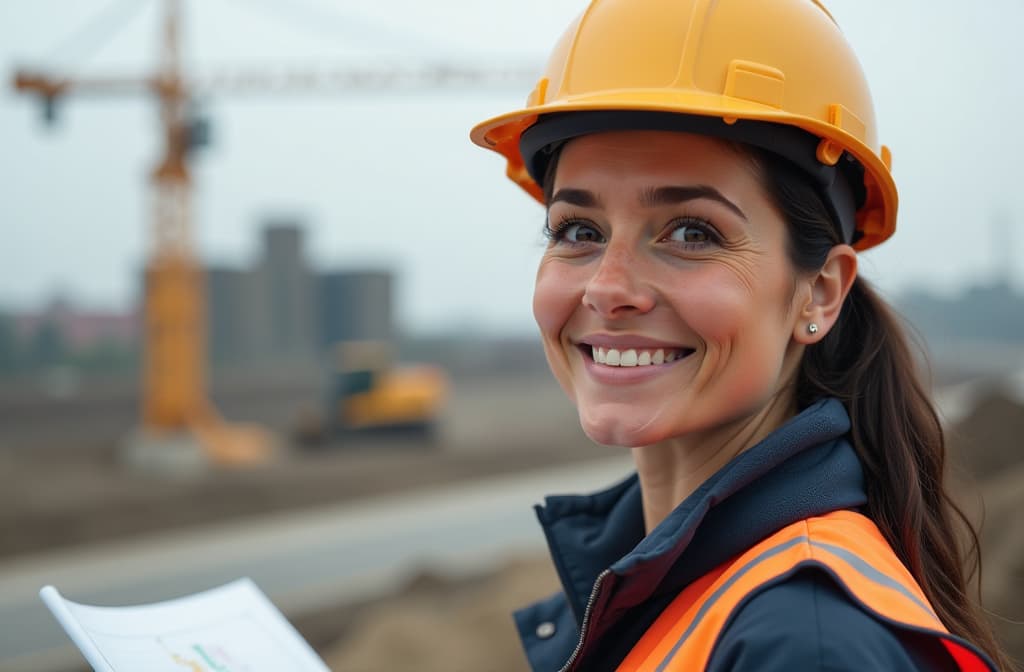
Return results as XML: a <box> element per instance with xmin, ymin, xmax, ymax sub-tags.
<box><xmin>533</xmin><ymin>130</ymin><xmax>810</xmax><ymax>447</ymax></box>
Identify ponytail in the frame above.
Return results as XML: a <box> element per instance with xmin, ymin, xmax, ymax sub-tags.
<box><xmin>753</xmin><ymin>149</ymin><xmax>1015</xmax><ymax>671</ymax></box>
<box><xmin>800</xmin><ymin>278</ymin><xmax>1012</xmax><ymax>668</ymax></box>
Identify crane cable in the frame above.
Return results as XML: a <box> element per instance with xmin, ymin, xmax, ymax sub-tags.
<box><xmin>217</xmin><ymin>0</ymin><xmax>458</xmax><ymax>59</ymax></box>
<box><xmin>40</xmin><ymin>0</ymin><xmax>154</xmax><ymax>72</ymax></box>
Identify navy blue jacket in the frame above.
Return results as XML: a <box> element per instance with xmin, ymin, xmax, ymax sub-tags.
<box><xmin>515</xmin><ymin>398</ymin><xmax>968</xmax><ymax>671</ymax></box>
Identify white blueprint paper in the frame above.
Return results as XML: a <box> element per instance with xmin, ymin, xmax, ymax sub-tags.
<box><xmin>40</xmin><ymin>578</ymin><xmax>330</xmax><ymax>672</ymax></box>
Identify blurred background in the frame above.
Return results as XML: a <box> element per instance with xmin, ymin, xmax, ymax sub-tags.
<box><xmin>0</xmin><ymin>1</ymin><xmax>1021</xmax><ymax>670</ymax></box>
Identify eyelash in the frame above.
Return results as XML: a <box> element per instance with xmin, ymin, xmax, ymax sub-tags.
<box><xmin>542</xmin><ymin>214</ymin><xmax>592</xmax><ymax>244</ymax></box>
<box><xmin>543</xmin><ymin>214</ymin><xmax>722</xmax><ymax>250</ymax></box>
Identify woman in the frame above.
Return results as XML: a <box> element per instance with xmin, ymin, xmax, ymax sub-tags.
<box><xmin>470</xmin><ymin>1</ymin><xmax>1012</xmax><ymax>671</ymax></box>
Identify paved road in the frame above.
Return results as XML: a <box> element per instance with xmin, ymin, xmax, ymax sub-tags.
<box><xmin>0</xmin><ymin>456</ymin><xmax>633</xmax><ymax>672</ymax></box>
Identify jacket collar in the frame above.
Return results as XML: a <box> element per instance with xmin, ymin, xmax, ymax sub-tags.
<box><xmin>517</xmin><ymin>398</ymin><xmax>868</xmax><ymax>669</ymax></box>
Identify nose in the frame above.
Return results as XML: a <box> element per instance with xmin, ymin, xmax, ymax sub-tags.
<box><xmin>582</xmin><ymin>244</ymin><xmax>656</xmax><ymax>318</ymax></box>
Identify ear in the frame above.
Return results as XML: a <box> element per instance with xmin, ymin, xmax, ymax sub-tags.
<box><xmin>793</xmin><ymin>244</ymin><xmax>858</xmax><ymax>344</ymax></box>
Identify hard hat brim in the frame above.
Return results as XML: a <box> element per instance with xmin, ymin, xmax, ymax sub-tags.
<box><xmin>470</xmin><ymin>92</ymin><xmax>896</xmax><ymax>251</ymax></box>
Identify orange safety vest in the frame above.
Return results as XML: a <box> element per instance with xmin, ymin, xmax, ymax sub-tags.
<box><xmin>616</xmin><ymin>510</ymin><xmax>993</xmax><ymax>671</ymax></box>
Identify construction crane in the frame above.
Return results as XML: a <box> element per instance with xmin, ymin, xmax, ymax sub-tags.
<box><xmin>11</xmin><ymin>0</ymin><xmax>535</xmax><ymax>466</ymax></box>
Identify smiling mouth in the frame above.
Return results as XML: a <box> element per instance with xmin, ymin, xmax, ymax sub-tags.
<box><xmin>578</xmin><ymin>344</ymin><xmax>695</xmax><ymax>368</ymax></box>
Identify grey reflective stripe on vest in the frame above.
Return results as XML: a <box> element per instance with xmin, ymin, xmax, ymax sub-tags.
<box><xmin>653</xmin><ymin>535</ymin><xmax>937</xmax><ymax>671</ymax></box>
<box><xmin>654</xmin><ymin>535</ymin><xmax>807</xmax><ymax>672</ymax></box>
<box><xmin>808</xmin><ymin>540</ymin><xmax>938</xmax><ymax>620</ymax></box>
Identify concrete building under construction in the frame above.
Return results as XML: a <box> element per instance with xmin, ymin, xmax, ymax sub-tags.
<box><xmin>206</xmin><ymin>219</ymin><xmax>393</xmax><ymax>367</ymax></box>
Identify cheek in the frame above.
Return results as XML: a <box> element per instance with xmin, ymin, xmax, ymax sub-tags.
<box><xmin>533</xmin><ymin>260</ymin><xmax>582</xmax><ymax>401</ymax></box>
<box><xmin>532</xmin><ymin>260</ymin><xmax>578</xmax><ymax>339</ymax></box>
<box><xmin>668</xmin><ymin>267</ymin><xmax>755</xmax><ymax>343</ymax></box>
<box><xmin>682</xmin><ymin>266</ymin><xmax>795</xmax><ymax>398</ymax></box>
<box><xmin>673</xmin><ymin>262</ymin><xmax>793</xmax><ymax>344</ymax></box>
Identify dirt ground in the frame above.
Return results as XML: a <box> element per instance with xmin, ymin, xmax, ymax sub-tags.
<box><xmin>0</xmin><ymin>370</ymin><xmax>617</xmax><ymax>559</ymax></box>
<box><xmin>313</xmin><ymin>556</ymin><xmax>561</xmax><ymax>672</ymax></box>
<box><xmin>948</xmin><ymin>390</ymin><xmax>1024</xmax><ymax>667</ymax></box>
<box><xmin>2</xmin><ymin>369</ymin><xmax>1022</xmax><ymax>670</ymax></box>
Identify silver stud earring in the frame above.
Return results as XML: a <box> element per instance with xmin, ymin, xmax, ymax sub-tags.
<box><xmin>807</xmin><ymin>323</ymin><xmax>819</xmax><ymax>334</ymax></box>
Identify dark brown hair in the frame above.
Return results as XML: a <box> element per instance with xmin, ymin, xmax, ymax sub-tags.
<box><xmin>752</xmin><ymin>148</ymin><xmax>1013</xmax><ymax>671</ymax></box>
<box><xmin>541</xmin><ymin>138</ymin><xmax>1012</xmax><ymax>669</ymax></box>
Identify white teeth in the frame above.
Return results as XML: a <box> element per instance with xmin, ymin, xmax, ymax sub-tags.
<box><xmin>590</xmin><ymin>346</ymin><xmax>684</xmax><ymax>367</ymax></box>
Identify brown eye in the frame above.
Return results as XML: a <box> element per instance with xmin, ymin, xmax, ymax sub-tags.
<box><xmin>673</xmin><ymin>226</ymin><xmax>708</xmax><ymax>243</ymax></box>
<box><xmin>666</xmin><ymin>218</ymin><xmax>718</xmax><ymax>247</ymax></box>
<box><xmin>565</xmin><ymin>223</ymin><xmax>604</xmax><ymax>243</ymax></box>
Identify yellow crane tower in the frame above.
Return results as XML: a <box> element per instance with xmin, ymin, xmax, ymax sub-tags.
<box><xmin>14</xmin><ymin>0</ymin><xmax>270</xmax><ymax>466</ymax></box>
<box><xmin>11</xmin><ymin>0</ymin><xmax>533</xmax><ymax>466</ymax></box>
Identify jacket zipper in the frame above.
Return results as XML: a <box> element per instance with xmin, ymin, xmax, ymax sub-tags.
<box><xmin>558</xmin><ymin>568</ymin><xmax>611</xmax><ymax>672</ymax></box>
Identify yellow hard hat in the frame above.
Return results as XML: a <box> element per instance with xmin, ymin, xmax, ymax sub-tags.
<box><xmin>470</xmin><ymin>0</ymin><xmax>896</xmax><ymax>251</ymax></box>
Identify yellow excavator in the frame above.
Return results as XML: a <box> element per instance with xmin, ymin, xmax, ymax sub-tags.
<box><xmin>294</xmin><ymin>340</ymin><xmax>448</xmax><ymax>445</ymax></box>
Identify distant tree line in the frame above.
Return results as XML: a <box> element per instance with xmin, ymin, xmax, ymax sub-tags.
<box><xmin>0</xmin><ymin>313</ymin><xmax>137</xmax><ymax>377</ymax></box>
<box><xmin>896</xmin><ymin>283</ymin><xmax>1024</xmax><ymax>346</ymax></box>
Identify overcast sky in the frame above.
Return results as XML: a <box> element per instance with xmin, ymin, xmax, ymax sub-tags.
<box><xmin>1</xmin><ymin>0</ymin><xmax>1022</xmax><ymax>335</ymax></box>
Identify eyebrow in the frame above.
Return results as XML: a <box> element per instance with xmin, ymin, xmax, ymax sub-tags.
<box><xmin>549</xmin><ymin>185</ymin><xmax>747</xmax><ymax>221</ymax></box>
<box><xmin>549</xmin><ymin>188</ymin><xmax>601</xmax><ymax>208</ymax></box>
<box><xmin>639</xmin><ymin>185</ymin><xmax>748</xmax><ymax>221</ymax></box>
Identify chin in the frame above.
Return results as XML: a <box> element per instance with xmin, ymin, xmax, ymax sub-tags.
<box><xmin>579</xmin><ymin>413</ymin><xmax>669</xmax><ymax>448</ymax></box>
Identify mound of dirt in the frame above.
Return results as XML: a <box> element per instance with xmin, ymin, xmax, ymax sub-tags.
<box><xmin>319</xmin><ymin>557</ymin><xmax>560</xmax><ymax>672</ymax></box>
<box><xmin>944</xmin><ymin>391</ymin><xmax>1024</xmax><ymax>661</ymax></box>
<box><xmin>974</xmin><ymin>462</ymin><xmax>1024</xmax><ymax>664</ymax></box>
<box><xmin>948</xmin><ymin>389</ymin><xmax>1024</xmax><ymax>481</ymax></box>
